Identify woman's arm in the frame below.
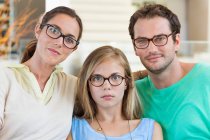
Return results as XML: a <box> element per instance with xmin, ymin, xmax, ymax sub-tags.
<box><xmin>152</xmin><ymin>121</ymin><xmax>163</xmax><ymax>140</ymax></box>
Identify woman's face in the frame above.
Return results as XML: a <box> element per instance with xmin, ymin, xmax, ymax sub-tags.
<box><xmin>34</xmin><ymin>13</ymin><xmax>80</xmax><ymax>66</ymax></box>
<box><xmin>88</xmin><ymin>59</ymin><xmax>127</xmax><ymax>111</ymax></box>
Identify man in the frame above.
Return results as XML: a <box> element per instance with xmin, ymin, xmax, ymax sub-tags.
<box><xmin>129</xmin><ymin>3</ymin><xmax>210</xmax><ymax>140</ymax></box>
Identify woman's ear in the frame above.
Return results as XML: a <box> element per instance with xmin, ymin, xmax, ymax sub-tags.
<box><xmin>34</xmin><ymin>24</ymin><xmax>41</xmax><ymax>39</ymax></box>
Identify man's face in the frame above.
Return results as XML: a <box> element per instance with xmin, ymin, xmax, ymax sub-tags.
<box><xmin>133</xmin><ymin>16</ymin><xmax>180</xmax><ymax>74</ymax></box>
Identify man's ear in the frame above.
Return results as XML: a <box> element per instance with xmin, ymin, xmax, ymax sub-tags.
<box><xmin>174</xmin><ymin>33</ymin><xmax>181</xmax><ymax>52</ymax></box>
<box><xmin>34</xmin><ymin>24</ymin><xmax>41</xmax><ymax>39</ymax></box>
<box><xmin>132</xmin><ymin>40</ymin><xmax>138</xmax><ymax>56</ymax></box>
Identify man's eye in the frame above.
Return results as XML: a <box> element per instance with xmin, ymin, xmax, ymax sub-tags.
<box><xmin>154</xmin><ymin>36</ymin><xmax>166</xmax><ymax>42</ymax></box>
<box><xmin>136</xmin><ymin>38</ymin><xmax>148</xmax><ymax>45</ymax></box>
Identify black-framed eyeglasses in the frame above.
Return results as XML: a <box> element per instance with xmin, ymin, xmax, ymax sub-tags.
<box><xmin>41</xmin><ymin>24</ymin><xmax>79</xmax><ymax>49</ymax></box>
<box><xmin>89</xmin><ymin>73</ymin><xmax>126</xmax><ymax>87</ymax></box>
<box><xmin>133</xmin><ymin>32</ymin><xmax>176</xmax><ymax>49</ymax></box>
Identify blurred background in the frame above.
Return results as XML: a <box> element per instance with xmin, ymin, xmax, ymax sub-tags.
<box><xmin>0</xmin><ymin>0</ymin><xmax>210</xmax><ymax>76</ymax></box>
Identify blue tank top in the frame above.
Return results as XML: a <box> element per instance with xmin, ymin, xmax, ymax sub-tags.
<box><xmin>71</xmin><ymin>117</ymin><xmax>154</xmax><ymax>140</ymax></box>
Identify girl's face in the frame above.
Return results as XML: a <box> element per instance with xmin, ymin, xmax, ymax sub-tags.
<box><xmin>34</xmin><ymin>13</ymin><xmax>80</xmax><ymax>66</ymax></box>
<box><xmin>88</xmin><ymin>58</ymin><xmax>127</xmax><ymax>110</ymax></box>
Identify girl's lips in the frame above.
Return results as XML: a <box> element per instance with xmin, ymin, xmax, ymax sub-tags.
<box><xmin>101</xmin><ymin>95</ymin><xmax>114</xmax><ymax>100</ymax></box>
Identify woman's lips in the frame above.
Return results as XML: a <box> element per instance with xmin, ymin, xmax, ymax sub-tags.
<box><xmin>48</xmin><ymin>48</ymin><xmax>60</xmax><ymax>55</ymax></box>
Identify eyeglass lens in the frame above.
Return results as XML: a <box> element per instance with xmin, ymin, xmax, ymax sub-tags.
<box><xmin>89</xmin><ymin>74</ymin><xmax>125</xmax><ymax>87</ymax></box>
<box><xmin>45</xmin><ymin>24</ymin><xmax>78</xmax><ymax>49</ymax></box>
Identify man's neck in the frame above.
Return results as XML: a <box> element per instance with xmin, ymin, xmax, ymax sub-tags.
<box><xmin>149</xmin><ymin>61</ymin><xmax>195</xmax><ymax>89</ymax></box>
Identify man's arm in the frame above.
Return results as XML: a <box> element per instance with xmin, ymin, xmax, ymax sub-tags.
<box><xmin>132</xmin><ymin>69</ymin><xmax>148</xmax><ymax>80</ymax></box>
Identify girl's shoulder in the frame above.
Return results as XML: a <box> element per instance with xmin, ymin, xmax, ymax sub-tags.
<box><xmin>130</xmin><ymin>118</ymin><xmax>154</xmax><ymax>128</ymax></box>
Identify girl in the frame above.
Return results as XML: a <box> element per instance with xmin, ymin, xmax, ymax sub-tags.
<box><xmin>68</xmin><ymin>45</ymin><xmax>162</xmax><ymax>140</ymax></box>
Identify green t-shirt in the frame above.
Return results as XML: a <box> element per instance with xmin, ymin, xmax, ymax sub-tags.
<box><xmin>136</xmin><ymin>63</ymin><xmax>210</xmax><ymax>140</ymax></box>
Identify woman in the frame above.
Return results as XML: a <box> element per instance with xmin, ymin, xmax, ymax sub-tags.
<box><xmin>0</xmin><ymin>6</ymin><xmax>83</xmax><ymax>139</ymax></box>
<box><xmin>68</xmin><ymin>46</ymin><xmax>163</xmax><ymax>140</ymax></box>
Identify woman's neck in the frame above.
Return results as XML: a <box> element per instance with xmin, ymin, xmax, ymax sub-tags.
<box><xmin>24</xmin><ymin>58</ymin><xmax>55</xmax><ymax>91</ymax></box>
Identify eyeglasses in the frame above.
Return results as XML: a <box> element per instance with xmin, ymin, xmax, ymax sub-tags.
<box><xmin>41</xmin><ymin>24</ymin><xmax>79</xmax><ymax>49</ymax></box>
<box><xmin>133</xmin><ymin>32</ymin><xmax>175</xmax><ymax>49</ymax></box>
<box><xmin>89</xmin><ymin>74</ymin><xmax>126</xmax><ymax>87</ymax></box>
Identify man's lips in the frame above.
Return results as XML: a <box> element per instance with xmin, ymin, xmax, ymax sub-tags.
<box><xmin>146</xmin><ymin>54</ymin><xmax>162</xmax><ymax>61</ymax></box>
<box><xmin>48</xmin><ymin>48</ymin><xmax>60</xmax><ymax>55</ymax></box>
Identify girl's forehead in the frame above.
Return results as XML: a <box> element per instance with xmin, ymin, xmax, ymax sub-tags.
<box><xmin>92</xmin><ymin>59</ymin><xmax>124</xmax><ymax>75</ymax></box>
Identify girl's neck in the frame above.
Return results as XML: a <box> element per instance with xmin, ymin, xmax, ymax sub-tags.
<box><xmin>96</xmin><ymin>109</ymin><xmax>125</xmax><ymax>123</ymax></box>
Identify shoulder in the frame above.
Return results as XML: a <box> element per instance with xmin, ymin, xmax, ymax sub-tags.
<box><xmin>72</xmin><ymin>117</ymin><xmax>86</xmax><ymax>128</ymax></box>
<box><xmin>181</xmin><ymin>62</ymin><xmax>210</xmax><ymax>79</ymax></box>
<box><xmin>135</xmin><ymin>77</ymin><xmax>151</xmax><ymax>96</ymax></box>
<box><xmin>0</xmin><ymin>66</ymin><xmax>15</xmax><ymax>96</ymax></box>
<box><xmin>130</xmin><ymin>118</ymin><xmax>162</xmax><ymax>139</ymax></box>
<box><xmin>141</xmin><ymin>118</ymin><xmax>163</xmax><ymax>140</ymax></box>
<box><xmin>191</xmin><ymin>63</ymin><xmax>210</xmax><ymax>77</ymax></box>
<box><xmin>71</xmin><ymin>117</ymin><xmax>89</xmax><ymax>135</ymax></box>
<box><xmin>152</xmin><ymin>121</ymin><xmax>163</xmax><ymax>140</ymax></box>
<box><xmin>56</xmin><ymin>72</ymin><xmax>77</xmax><ymax>83</ymax></box>
<box><xmin>196</xmin><ymin>63</ymin><xmax>210</xmax><ymax>70</ymax></box>
<box><xmin>135</xmin><ymin>77</ymin><xmax>149</xmax><ymax>87</ymax></box>
<box><xmin>0</xmin><ymin>66</ymin><xmax>14</xmax><ymax>80</ymax></box>
<box><xmin>182</xmin><ymin>62</ymin><xmax>210</xmax><ymax>73</ymax></box>
<box><xmin>0</xmin><ymin>65</ymin><xmax>12</xmax><ymax>73</ymax></box>
<box><xmin>131</xmin><ymin>118</ymin><xmax>155</xmax><ymax>130</ymax></box>
<box><xmin>56</xmin><ymin>71</ymin><xmax>77</xmax><ymax>79</ymax></box>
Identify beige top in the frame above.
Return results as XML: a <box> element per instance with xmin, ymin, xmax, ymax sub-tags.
<box><xmin>0</xmin><ymin>64</ymin><xmax>77</xmax><ymax>140</ymax></box>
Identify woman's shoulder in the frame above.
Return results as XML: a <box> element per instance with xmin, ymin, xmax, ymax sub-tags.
<box><xmin>56</xmin><ymin>71</ymin><xmax>77</xmax><ymax>82</ymax></box>
<box><xmin>0</xmin><ymin>65</ymin><xmax>14</xmax><ymax>77</ymax></box>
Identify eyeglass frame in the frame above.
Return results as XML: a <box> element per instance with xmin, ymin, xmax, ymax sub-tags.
<box><xmin>133</xmin><ymin>32</ymin><xmax>176</xmax><ymax>49</ymax></box>
<box><xmin>41</xmin><ymin>24</ymin><xmax>79</xmax><ymax>49</ymax></box>
<box><xmin>89</xmin><ymin>74</ymin><xmax>126</xmax><ymax>87</ymax></box>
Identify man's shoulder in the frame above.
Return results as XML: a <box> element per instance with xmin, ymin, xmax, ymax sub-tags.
<box><xmin>191</xmin><ymin>63</ymin><xmax>210</xmax><ymax>74</ymax></box>
<box><xmin>135</xmin><ymin>77</ymin><xmax>149</xmax><ymax>84</ymax></box>
<box><xmin>182</xmin><ymin>62</ymin><xmax>210</xmax><ymax>73</ymax></box>
<box><xmin>135</xmin><ymin>77</ymin><xmax>150</xmax><ymax>90</ymax></box>
<box><xmin>196</xmin><ymin>63</ymin><xmax>210</xmax><ymax>69</ymax></box>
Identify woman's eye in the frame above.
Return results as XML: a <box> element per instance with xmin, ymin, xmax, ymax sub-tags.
<box><xmin>49</xmin><ymin>27</ymin><xmax>60</xmax><ymax>35</ymax></box>
<box><xmin>64</xmin><ymin>37</ymin><xmax>75</xmax><ymax>44</ymax></box>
